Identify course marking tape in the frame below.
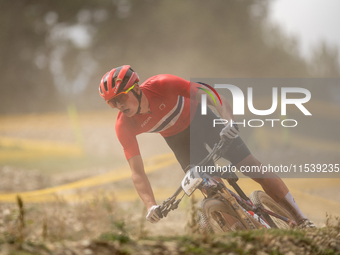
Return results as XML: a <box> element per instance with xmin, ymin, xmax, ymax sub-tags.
<box><xmin>0</xmin><ymin>153</ymin><xmax>177</xmax><ymax>202</ymax></box>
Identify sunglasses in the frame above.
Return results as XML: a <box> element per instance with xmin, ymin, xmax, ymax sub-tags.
<box><xmin>107</xmin><ymin>84</ymin><xmax>135</xmax><ymax>108</ymax></box>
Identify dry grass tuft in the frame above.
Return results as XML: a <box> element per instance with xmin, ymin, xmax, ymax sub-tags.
<box><xmin>0</xmin><ymin>191</ymin><xmax>141</xmax><ymax>244</ymax></box>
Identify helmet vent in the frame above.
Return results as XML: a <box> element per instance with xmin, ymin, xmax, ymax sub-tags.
<box><xmin>104</xmin><ymin>73</ymin><xmax>109</xmax><ymax>92</ymax></box>
<box><xmin>112</xmin><ymin>77</ymin><xmax>117</xmax><ymax>89</ymax></box>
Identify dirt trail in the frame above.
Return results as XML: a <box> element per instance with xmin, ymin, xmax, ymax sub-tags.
<box><xmin>0</xmin><ymin>111</ymin><xmax>339</xmax><ymax>232</ymax></box>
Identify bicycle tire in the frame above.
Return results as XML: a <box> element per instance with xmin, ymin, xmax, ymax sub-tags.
<box><xmin>249</xmin><ymin>190</ymin><xmax>294</xmax><ymax>229</ymax></box>
<box><xmin>201</xmin><ymin>197</ymin><xmax>247</xmax><ymax>233</ymax></box>
<box><xmin>197</xmin><ymin>211</ymin><xmax>214</xmax><ymax>233</ymax></box>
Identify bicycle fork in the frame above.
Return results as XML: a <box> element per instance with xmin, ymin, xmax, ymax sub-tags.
<box><xmin>220</xmin><ymin>187</ymin><xmax>264</xmax><ymax>230</ymax></box>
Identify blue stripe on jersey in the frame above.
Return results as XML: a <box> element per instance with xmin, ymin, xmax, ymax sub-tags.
<box><xmin>151</xmin><ymin>96</ymin><xmax>184</xmax><ymax>133</ymax></box>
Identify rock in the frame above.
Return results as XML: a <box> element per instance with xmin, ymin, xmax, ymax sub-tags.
<box><xmin>81</xmin><ymin>240</ymin><xmax>91</xmax><ymax>247</ymax></box>
<box><xmin>244</xmin><ymin>243</ymin><xmax>254</xmax><ymax>252</ymax></box>
<box><xmin>163</xmin><ymin>241</ymin><xmax>177</xmax><ymax>252</ymax></box>
<box><xmin>256</xmin><ymin>252</ymin><xmax>268</xmax><ymax>255</ymax></box>
<box><xmin>3</xmin><ymin>209</ymin><xmax>10</xmax><ymax>216</ymax></box>
<box><xmin>83</xmin><ymin>248</ymin><xmax>94</xmax><ymax>255</ymax></box>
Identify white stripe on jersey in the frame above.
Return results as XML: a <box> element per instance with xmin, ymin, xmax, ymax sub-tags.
<box><xmin>147</xmin><ymin>96</ymin><xmax>184</xmax><ymax>133</ymax></box>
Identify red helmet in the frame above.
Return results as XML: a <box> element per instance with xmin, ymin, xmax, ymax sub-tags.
<box><xmin>99</xmin><ymin>65</ymin><xmax>139</xmax><ymax>101</ymax></box>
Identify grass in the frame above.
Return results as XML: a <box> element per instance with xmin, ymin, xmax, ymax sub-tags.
<box><xmin>99</xmin><ymin>232</ymin><xmax>131</xmax><ymax>244</ymax></box>
<box><xmin>1</xmin><ymin>199</ymin><xmax>339</xmax><ymax>255</ymax></box>
<box><xmin>136</xmin><ymin>226</ymin><xmax>339</xmax><ymax>255</ymax></box>
<box><xmin>1</xmin><ymin>112</ymin><xmax>339</xmax><ymax>254</ymax></box>
<box><xmin>0</xmin><ymin>193</ymin><xmax>123</xmax><ymax>243</ymax></box>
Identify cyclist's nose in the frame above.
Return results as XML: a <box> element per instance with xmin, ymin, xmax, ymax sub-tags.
<box><xmin>116</xmin><ymin>101</ymin><xmax>123</xmax><ymax>109</ymax></box>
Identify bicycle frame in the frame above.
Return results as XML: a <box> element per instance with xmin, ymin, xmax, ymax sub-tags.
<box><xmin>227</xmin><ymin>187</ymin><xmax>296</xmax><ymax>227</ymax></box>
<box><xmin>160</xmin><ymin>139</ymin><xmax>296</xmax><ymax>228</ymax></box>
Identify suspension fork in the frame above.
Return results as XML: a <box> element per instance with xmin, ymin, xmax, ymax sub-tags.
<box><xmin>219</xmin><ymin>186</ymin><xmax>263</xmax><ymax>229</ymax></box>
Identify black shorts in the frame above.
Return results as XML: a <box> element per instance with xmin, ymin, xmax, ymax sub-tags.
<box><xmin>164</xmin><ymin>107</ymin><xmax>251</xmax><ymax>172</ymax></box>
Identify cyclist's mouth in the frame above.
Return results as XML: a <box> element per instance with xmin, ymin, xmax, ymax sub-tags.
<box><xmin>122</xmin><ymin>109</ymin><xmax>130</xmax><ymax>114</ymax></box>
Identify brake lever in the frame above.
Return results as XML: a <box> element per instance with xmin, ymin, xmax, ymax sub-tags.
<box><xmin>160</xmin><ymin>201</ymin><xmax>171</xmax><ymax>216</ymax></box>
<box><xmin>171</xmin><ymin>199</ymin><xmax>181</xmax><ymax>210</ymax></box>
<box><xmin>216</xmin><ymin>139</ymin><xmax>233</xmax><ymax>157</ymax></box>
<box><xmin>160</xmin><ymin>197</ymin><xmax>182</xmax><ymax>218</ymax></box>
<box><xmin>161</xmin><ymin>209</ymin><xmax>169</xmax><ymax>217</ymax></box>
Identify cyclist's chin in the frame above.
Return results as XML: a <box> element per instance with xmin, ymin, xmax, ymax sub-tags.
<box><xmin>121</xmin><ymin>108</ymin><xmax>136</xmax><ymax>117</ymax></box>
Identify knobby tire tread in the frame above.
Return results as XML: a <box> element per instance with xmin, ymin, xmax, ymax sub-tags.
<box><xmin>200</xmin><ymin>198</ymin><xmax>246</xmax><ymax>233</ymax></box>
<box><xmin>249</xmin><ymin>190</ymin><xmax>294</xmax><ymax>229</ymax></box>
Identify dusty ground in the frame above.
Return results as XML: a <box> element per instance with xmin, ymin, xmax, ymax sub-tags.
<box><xmin>0</xmin><ymin>110</ymin><xmax>340</xmax><ymax>236</ymax></box>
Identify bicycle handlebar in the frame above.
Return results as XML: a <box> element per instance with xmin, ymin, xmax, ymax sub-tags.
<box><xmin>159</xmin><ymin>138</ymin><xmax>234</xmax><ymax>217</ymax></box>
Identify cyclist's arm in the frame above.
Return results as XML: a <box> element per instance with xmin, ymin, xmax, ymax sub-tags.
<box><xmin>195</xmin><ymin>87</ymin><xmax>235</xmax><ymax>122</ymax></box>
<box><xmin>128</xmin><ymin>155</ymin><xmax>157</xmax><ymax>210</ymax></box>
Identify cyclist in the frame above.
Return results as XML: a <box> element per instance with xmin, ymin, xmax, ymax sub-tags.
<box><xmin>99</xmin><ymin>65</ymin><xmax>315</xmax><ymax>229</ymax></box>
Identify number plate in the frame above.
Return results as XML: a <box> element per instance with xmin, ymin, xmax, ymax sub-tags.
<box><xmin>181</xmin><ymin>167</ymin><xmax>203</xmax><ymax>196</ymax></box>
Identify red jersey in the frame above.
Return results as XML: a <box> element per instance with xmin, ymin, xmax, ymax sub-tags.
<box><xmin>115</xmin><ymin>74</ymin><xmax>199</xmax><ymax>160</ymax></box>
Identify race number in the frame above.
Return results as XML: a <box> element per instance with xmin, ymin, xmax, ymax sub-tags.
<box><xmin>181</xmin><ymin>168</ymin><xmax>203</xmax><ymax>196</ymax></box>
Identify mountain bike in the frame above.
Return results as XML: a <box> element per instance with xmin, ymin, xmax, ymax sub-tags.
<box><xmin>159</xmin><ymin>139</ymin><xmax>296</xmax><ymax>232</ymax></box>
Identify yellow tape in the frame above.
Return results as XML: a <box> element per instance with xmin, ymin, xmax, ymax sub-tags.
<box><xmin>0</xmin><ymin>153</ymin><xmax>177</xmax><ymax>202</ymax></box>
<box><xmin>0</xmin><ymin>136</ymin><xmax>83</xmax><ymax>155</ymax></box>
<box><xmin>0</xmin><ymin>150</ymin><xmax>82</xmax><ymax>162</ymax></box>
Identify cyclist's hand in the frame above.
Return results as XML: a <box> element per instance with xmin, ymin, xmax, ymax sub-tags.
<box><xmin>220</xmin><ymin>122</ymin><xmax>239</xmax><ymax>141</ymax></box>
<box><xmin>146</xmin><ymin>205</ymin><xmax>163</xmax><ymax>223</ymax></box>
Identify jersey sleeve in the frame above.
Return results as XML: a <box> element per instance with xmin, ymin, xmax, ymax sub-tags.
<box><xmin>158</xmin><ymin>74</ymin><xmax>199</xmax><ymax>100</ymax></box>
<box><xmin>115</xmin><ymin>116</ymin><xmax>141</xmax><ymax>160</ymax></box>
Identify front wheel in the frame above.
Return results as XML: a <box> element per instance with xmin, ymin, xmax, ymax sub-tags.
<box><xmin>200</xmin><ymin>198</ymin><xmax>247</xmax><ymax>233</ymax></box>
<box><xmin>249</xmin><ymin>190</ymin><xmax>294</xmax><ymax>229</ymax></box>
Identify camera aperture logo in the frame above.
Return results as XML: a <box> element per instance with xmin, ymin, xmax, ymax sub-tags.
<box><xmin>197</xmin><ymin>82</ymin><xmax>223</xmax><ymax>115</ymax></box>
<box><xmin>197</xmin><ymin>82</ymin><xmax>222</xmax><ymax>107</ymax></box>
<box><xmin>199</xmin><ymin>83</ymin><xmax>312</xmax><ymax>128</ymax></box>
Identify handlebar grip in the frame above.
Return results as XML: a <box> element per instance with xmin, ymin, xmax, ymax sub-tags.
<box><xmin>221</xmin><ymin>134</ymin><xmax>228</xmax><ymax>142</ymax></box>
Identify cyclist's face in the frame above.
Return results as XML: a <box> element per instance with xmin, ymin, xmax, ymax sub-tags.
<box><xmin>107</xmin><ymin>89</ymin><xmax>139</xmax><ymax>117</ymax></box>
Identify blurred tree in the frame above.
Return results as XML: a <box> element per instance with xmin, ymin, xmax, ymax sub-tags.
<box><xmin>1</xmin><ymin>0</ymin><xmax>333</xmax><ymax>114</ymax></box>
<box><xmin>309</xmin><ymin>41</ymin><xmax>340</xmax><ymax>77</ymax></box>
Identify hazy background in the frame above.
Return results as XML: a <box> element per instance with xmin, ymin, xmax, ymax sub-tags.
<box><xmin>1</xmin><ymin>0</ymin><xmax>339</xmax><ymax>115</ymax></box>
<box><xmin>0</xmin><ymin>1</ymin><xmax>340</xmax><ymax>237</ymax></box>
<box><xmin>269</xmin><ymin>0</ymin><xmax>340</xmax><ymax>62</ymax></box>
